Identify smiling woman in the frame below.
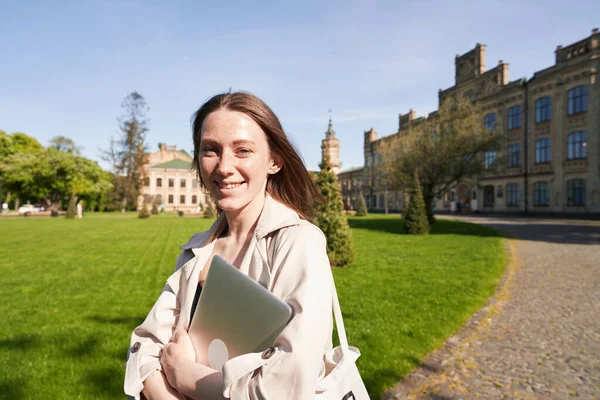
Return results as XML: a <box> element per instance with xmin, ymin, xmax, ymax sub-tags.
<box><xmin>123</xmin><ymin>91</ymin><xmax>367</xmax><ymax>400</ymax></box>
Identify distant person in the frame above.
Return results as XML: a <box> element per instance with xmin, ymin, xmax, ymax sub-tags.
<box><xmin>76</xmin><ymin>200</ymin><xmax>83</xmax><ymax>218</ymax></box>
<box><xmin>124</xmin><ymin>92</ymin><xmax>337</xmax><ymax>400</ymax></box>
<box><xmin>1</xmin><ymin>202</ymin><xmax>7</xmax><ymax>213</ymax></box>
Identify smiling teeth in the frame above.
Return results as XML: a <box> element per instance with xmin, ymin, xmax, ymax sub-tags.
<box><xmin>220</xmin><ymin>183</ymin><xmax>242</xmax><ymax>189</ymax></box>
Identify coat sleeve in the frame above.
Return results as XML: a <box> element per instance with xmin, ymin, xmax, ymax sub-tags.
<box><xmin>222</xmin><ymin>224</ymin><xmax>334</xmax><ymax>400</ymax></box>
<box><xmin>124</xmin><ymin>250</ymin><xmax>194</xmax><ymax>400</ymax></box>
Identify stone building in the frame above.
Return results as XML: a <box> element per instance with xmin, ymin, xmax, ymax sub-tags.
<box><xmin>338</xmin><ymin>28</ymin><xmax>599</xmax><ymax>215</ymax></box>
<box><xmin>321</xmin><ymin>118</ymin><xmax>341</xmax><ymax>174</ymax></box>
<box><xmin>138</xmin><ymin>144</ymin><xmax>207</xmax><ymax>212</ymax></box>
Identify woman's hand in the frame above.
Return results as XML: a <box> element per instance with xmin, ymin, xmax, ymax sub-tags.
<box><xmin>160</xmin><ymin>330</ymin><xmax>196</xmax><ymax>389</ymax></box>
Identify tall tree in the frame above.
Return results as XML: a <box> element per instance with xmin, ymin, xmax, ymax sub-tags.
<box><xmin>403</xmin><ymin>171</ymin><xmax>429</xmax><ymax>235</ymax></box>
<box><xmin>49</xmin><ymin>136</ymin><xmax>81</xmax><ymax>155</ymax></box>
<box><xmin>379</xmin><ymin>96</ymin><xmax>503</xmax><ymax>223</ymax></box>
<box><xmin>102</xmin><ymin>92</ymin><xmax>149</xmax><ymax>212</ymax></box>
<box><xmin>314</xmin><ymin>155</ymin><xmax>356</xmax><ymax>268</ymax></box>
<box><xmin>0</xmin><ymin>131</ymin><xmax>44</xmax><ymax>205</ymax></box>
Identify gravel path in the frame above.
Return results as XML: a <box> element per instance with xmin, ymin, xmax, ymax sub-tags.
<box><xmin>383</xmin><ymin>216</ymin><xmax>600</xmax><ymax>400</ymax></box>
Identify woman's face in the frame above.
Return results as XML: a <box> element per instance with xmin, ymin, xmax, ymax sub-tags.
<box><xmin>199</xmin><ymin>109</ymin><xmax>279</xmax><ymax>213</ymax></box>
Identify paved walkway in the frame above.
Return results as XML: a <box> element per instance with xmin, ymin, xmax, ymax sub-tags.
<box><xmin>384</xmin><ymin>215</ymin><xmax>600</xmax><ymax>400</ymax></box>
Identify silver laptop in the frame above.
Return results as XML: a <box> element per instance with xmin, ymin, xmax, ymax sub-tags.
<box><xmin>188</xmin><ymin>255</ymin><xmax>293</xmax><ymax>370</ymax></box>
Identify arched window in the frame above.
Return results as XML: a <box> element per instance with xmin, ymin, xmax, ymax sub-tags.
<box><xmin>567</xmin><ymin>131</ymin><xmax>587</xmax><ymax>160</ymax></box>
<box><xmin>535</xmin><ymin>96</ymin><xmax>552</xmax><ymax>123</ymax></box>
<box><xmin>567</xmin><ymin>179</ymin><xmax>586</xmax><ymax>206</ymax></box>
<box><xmin>484</xmin><ymin>113</ymin><xmax>496</xmax><ymax>133</ymax></box>
<box><xmin>535</xmin><ymin>138</ymin><xmax>551</xmax><ymax>164</ymax></box>
<box><xmin>533</xmin><ymin>182</ymin><xmax>550</xmax><ymax>206</ymax></box>
<box><xmin>508</xmin><ymin>105</ymin><xmax>521</xmax><ymax>129</ymax></box>
<box><xmin>568</xmin><ymin>86</ymin><xmax>588</xmax><ymax>115</ymax></box>
<box><xmin>506</xmin><ymin>183</ymin><xmax>520</xmax><ymax>207</ymax></box>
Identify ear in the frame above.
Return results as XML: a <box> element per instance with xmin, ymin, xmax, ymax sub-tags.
<box><xmin>268</xmin><ymin>153</ymin><xmax>283</xmax><ymax>175</ymax></box>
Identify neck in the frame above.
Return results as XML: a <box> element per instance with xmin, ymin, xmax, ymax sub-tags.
<box><xmin>222</xmin><ymin>191</ymin><xmax>266</xmax><ymax>243</ymax></box>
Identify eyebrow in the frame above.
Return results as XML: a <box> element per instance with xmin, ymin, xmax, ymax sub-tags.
<box><xmin>200</xmin><ymin>139</ymin><xmax>256</xmax><ymax>146</ymax></box>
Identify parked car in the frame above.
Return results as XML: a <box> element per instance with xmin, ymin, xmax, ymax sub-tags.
<box><xmin>18</xmin><ymin>204</ymin><xmax>41</xmax><ymax>214</ymax></box>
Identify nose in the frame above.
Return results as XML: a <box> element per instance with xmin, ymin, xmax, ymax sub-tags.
<box><xmin>216</xmin><ymin>151</ymin><xmax>235</xmax><ymax>176</ymax></box>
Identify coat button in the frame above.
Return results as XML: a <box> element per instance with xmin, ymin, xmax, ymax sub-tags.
<box><xmin>131</xmin><ymin>342</ymin><xmax>141</xmax><ymax>353</ymax></box>
<box><xmin>261</xmin><ymin>347</ymin><xmax>275</xmax><ymax>359</ymax></box>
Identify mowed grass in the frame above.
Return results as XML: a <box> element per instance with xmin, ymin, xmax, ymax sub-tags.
<box><xmin>0</xmin><ymin>213</ymin><xmax>505</xmax><ymax>399</ymax></box>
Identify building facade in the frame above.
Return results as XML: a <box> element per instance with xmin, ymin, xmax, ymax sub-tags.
<box><xmin>138</xmin><ymin>144</ymin><xmax>207</xmax><ymax>212</ymax></box>
<box><xmin>337</xmin><ymin>29</ymin><xmax>600</xmax><ymax>215</ymax></box>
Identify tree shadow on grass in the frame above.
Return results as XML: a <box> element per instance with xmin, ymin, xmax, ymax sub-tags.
<box><xmin>363</xmin><ymin>367</ymin><xmax>404</xmax><ymax>400</ymax></box>
<box><xmin>349</xmin><ymin>217</ymin><xmax>506</xmax><ymax>238</ymax></box>
<box><xmin>0</xmin><ymin>334</ymin><xmax>40</xmax><ymax>351</ymax></box>
<box><xmin>82</xmin><ymin>365</ymin><xmax>124</xmax><ymax>398</ymax></box>
<box><xmin>0</xmin><ymin>377</ymin><xmax>26</xmax><ymax>400</ymax></box>
<box><xmin>87</xmin><ymin>315</ymin><xmax>146</xmax><ymax>330</ymax></box>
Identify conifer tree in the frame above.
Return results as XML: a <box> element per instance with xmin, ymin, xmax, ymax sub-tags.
<box><xmin>66</xmin><ymin>196</ymin><xmax>77</xmax><ymax>219</ymax></box>
<box><xmin>355</xmin><ymin>194</ymin><xmax>368</xmax><ymax>217</ymax></box>
<box><xmin>151</xmin><ymin>199</ymin><xmax>159</xmax><ymax>215</ymax></box>
<box><xmin>203</xmin><ymin>200</ymin><xmax>215</xmax><ymax>219</ymax></box>
<box><xmin>404</xmin><ymin>171</ymin><xmax>429</xmax><ymax>234</ymax></box>
<box><xmin>138</xmin><ymin>199</ymin><xmax>150</xmax><ymax>218</ymax></box>
<box><xmin>314</xmin><ymin>156</ymin><xmax>356</xmax><ymax>267</ymax></box>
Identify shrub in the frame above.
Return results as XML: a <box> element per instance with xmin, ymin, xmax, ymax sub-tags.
<box><xmin>66</xmin><ymin>197</ymin><xmax>77</xmax><ymax>219</ymax></box>
<box><xmin>203</xmin><ymin>202</ymin><xmax>215</xmax><ymax>218</ymax></box>
<box><xmin>404</xmin><ymin>171</ymin><xmax>429</xmax><ymax>235</ymax></box>
<box><xmin>138</xmin><ymin>201</ymin><xmax>151</xmax><ymax>219</ymax></box>
<box><xmin>355</xmin><ymin>195</ymin><xmax>368</xmax><ymax>217</ymax></box>
<box><xmin>314</xmin><ymin>156</ymin><xmax>356</xmax><ymax>267</ymax></box>
<box><xmin>151</xmin><ymin>201</ymin><xmax>159</xmax><ymax>215</ymax></box>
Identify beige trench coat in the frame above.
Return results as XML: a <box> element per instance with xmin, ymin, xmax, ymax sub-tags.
<box><xmin>124</xmin><ymin>194</ymin><xmax>334</xmax><ymax>399</ymax></box>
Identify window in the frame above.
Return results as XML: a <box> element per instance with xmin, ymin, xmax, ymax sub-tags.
<box><xmin>484</xmin><ymin>113</ymin><xmax>496</xmax><ymax>133</ymax></box>
<box><xmin>156</xmin><ymin>178</ymin><xmax>162</xmax><ymax>187</ymax></box>
<box><xmin>192</xmin><ymin>195</ymin><xmax>197</xmax><ymax>204</ymax></box>
<box><xmin>507</xmin><ymin>144</ymin><xmax>521</xmax><ymax>168</ymax></box>
<box><xmin>484</xmin><ymin>185</ymin><xmax>494</xmax><ymax>206</ymax></box>
<box><xmin>506</xmin><ymin>183</ymin><xmax>520</xmax><ymax>207</ymax></box>
<box><xmin>568</xmin><ymin>131</ymin><xmax>587</xmax><ymax>160</ymax></box>
<box><xmin>144</xmin><ymin>177</ymin><xmax>150</xmax><ymax>186</ymax></box>
<box><xmin>507</xmin><ymin>106</ymin><xmax>521</xmax><ymax>130</ymax></box>
<box><xmin>535</xmin><ymin>96</ymin><xmax>552</xmax><ymax>123</ymax></box>
<box><xmin>180</xmin><ymin>179</ymin><xmax>186</xmax><ymax>188</ymax></box>
<box><xmin>379</xmin><ymin>194</ymin><xmax>384</xmax><ymax>208</ymax></box>
<box><xmin>496</xmin><ymin>185</ymin><xmax>503</xmax><ymax>198</ymax></box>
<box><xmin>567</xmin><ymin>179</ymin><xmax>586</xmax><ymax>206</ymax></box>
<box><xmin>533</xmin><ymin>182</ymin><xmax>550</xmax><ymax>206</ymax></box>
<box><xmin>192</xmin><ymin>179</ymin><xmax>198</xmax><ymax>188</ymax></box>
<box><xmin>535</xmin><ymin>138</ymin><xmax>551</xmax><ymax>164</ymax></box>
<box><xmin>168</xmin><ymin>178</ymin><xmax>174</xmax><ymax>188</ymax></box>
<box><xmin>484</xmin><ymin>151</ymin><xmax>496</xmax><ymax>169</ymax></box>
<box><xmin>568</xmin><ymin>86</ymin><xmax>588</xmax><ymax>115</ymax></box>
<box><xmin>472</xmin><ymin>190</ymin><xmax>477</xmax><ymax>200</ymax></box>
<box><xmin>366</xmin><ymin>155</ymin><xmax>371</xmax><ymax>166</ymax></box>
<box><xmin>180</xmin><ymin>195</ymin><xmax>185</xmax><ymax>204</ymax></box>
<box><xmin>168</xmin><ymin>195</ymin><xmax>174</xmax><ymax>204</ymax></box>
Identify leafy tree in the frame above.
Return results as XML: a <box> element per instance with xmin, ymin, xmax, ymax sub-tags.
<box><xmin>403</xmin><ymin>171</ymin><xmax>429</xmax><ymax>235</ymax></box>
<box><xmin>49</xmin><ymin>136</ymin><xmax>81</xmax><ymax>155</ymax></box>
<box><xmin>314</xmin><ymin>156</ymin><xmax>356</xmax><ymax>267</ymax></box>
<box><xmin>0</xmin><ymin>131</ymin><xmax>44</xmax><ymax>204</ymax></box>
<box><xmin>379</xmin><ymin>96</ymin><xmax>503</xmax><ymax>224</ymax></box>
<box><xmin>102</xmin><ymin>92</ymin><xmax>149</xmax><ymax>212</ymax></box>
<box><xmin>355</xmin><ymin>194</ymin><xmax>368</xmax><ymax>217</ymax></box>
<box><xmin>0</xmin><ymin>148</ymin><xmax>112</xmax><ymax>211</ymax></box>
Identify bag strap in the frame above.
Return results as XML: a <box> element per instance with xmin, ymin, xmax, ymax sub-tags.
<box><xmin>331</xmin><ymin>278</ymin><xmax>351</xmax><ymax>355</ymax></box>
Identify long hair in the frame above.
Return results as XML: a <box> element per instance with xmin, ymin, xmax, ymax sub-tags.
<box><xmin>191</xmin><ymin>91</ymin><xmax>322</xmax><ymax>220</ymax></box>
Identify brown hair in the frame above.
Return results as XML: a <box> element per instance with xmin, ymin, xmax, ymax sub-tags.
<box><xmin>191</xmin><ymin>91</ymin><xmax>322</xmax><ymax>220</ymax></box>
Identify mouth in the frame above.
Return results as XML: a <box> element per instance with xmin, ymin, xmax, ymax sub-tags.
<box><xmin>215</xmin><ymin>181</ymin><xmax>245</xmax><ymax>190</ymax></box>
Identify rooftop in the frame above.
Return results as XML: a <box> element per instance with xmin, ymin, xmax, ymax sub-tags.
<box><xmin>150</xmin><ymin>159</ymin><xmax>193</xmax><ymax>170</ymax></box>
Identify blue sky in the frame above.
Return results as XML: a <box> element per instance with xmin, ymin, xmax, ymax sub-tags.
<box><xmin>1</xmin><ymin>0</ymin><xmax>598</xmax><ymax>171</ymax></box>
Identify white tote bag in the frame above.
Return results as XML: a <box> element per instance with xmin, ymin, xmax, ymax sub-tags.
<box><xmin>315</xmin><ymin>281</ymin><xmax>370</xmax><ymax>400</ymax></box>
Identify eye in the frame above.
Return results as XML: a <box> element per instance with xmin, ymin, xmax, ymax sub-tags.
<box><xmin>236</xmin><ymin>148</ymin><xmax>252</xmax><ymax>156</ymax></box>
<box><xmin>202</xmin><ymin>146</ymin><xmax>217</xmax><ymax>155</ymax></box>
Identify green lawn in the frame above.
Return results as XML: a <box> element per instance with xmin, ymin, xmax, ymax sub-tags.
<box><xmin>0</xmin><ymin>213</ymin><xmax>504</xmax><ymax>399</ymax></box>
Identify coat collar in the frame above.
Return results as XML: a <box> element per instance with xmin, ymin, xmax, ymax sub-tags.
<box><xmin>179</xmin><ymin>193</ymin><xmax>301</xmax><ymax>255</ymax></box>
